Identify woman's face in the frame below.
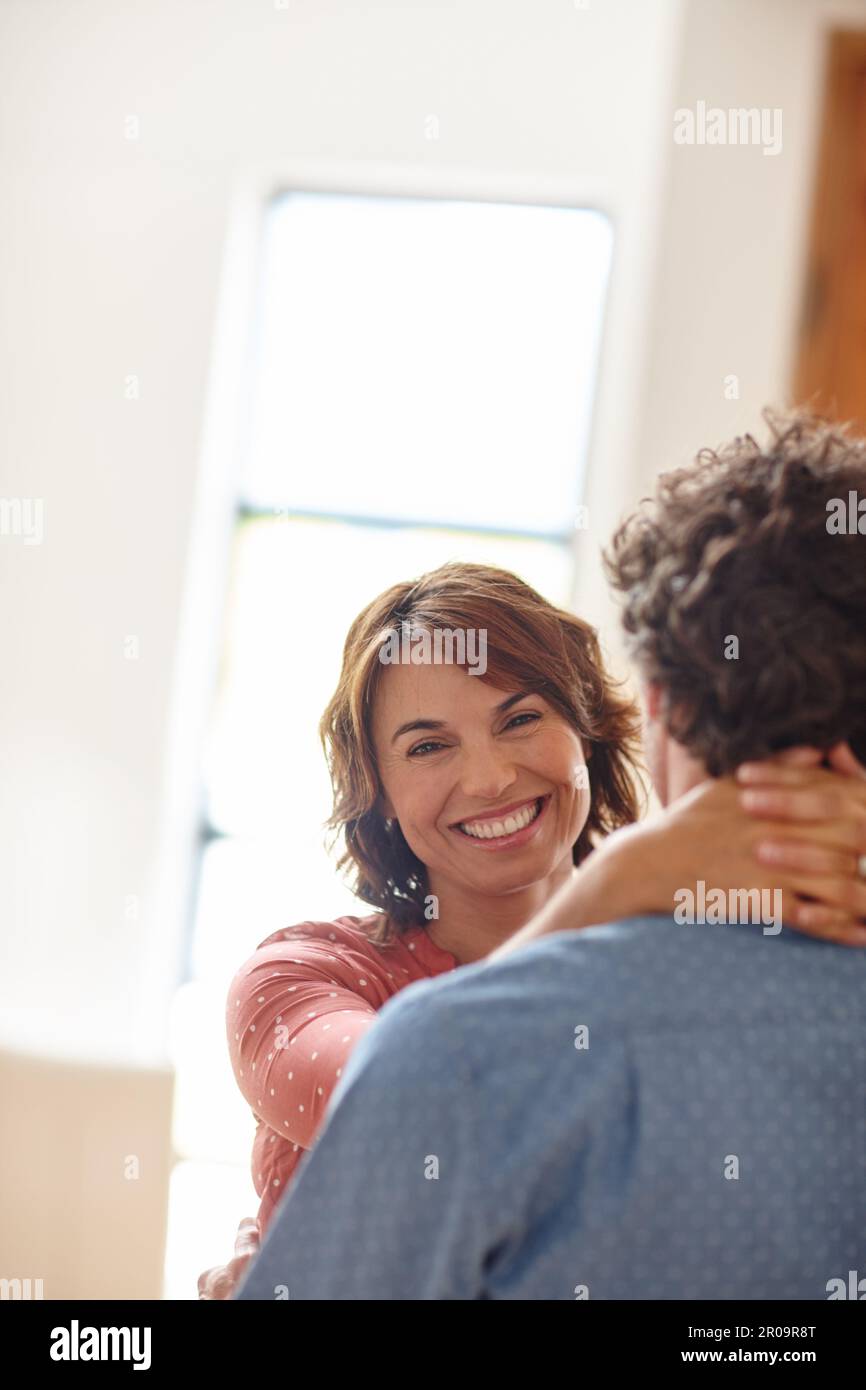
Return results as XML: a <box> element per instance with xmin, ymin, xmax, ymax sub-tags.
<box><xmin>371</xmin><ymin>661</ymin><xmax>591</xmax><ymax>900</ymax></box>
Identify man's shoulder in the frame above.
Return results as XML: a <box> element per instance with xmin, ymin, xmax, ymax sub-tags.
<box><xmin>375</xmin><ymin>915</ymin><xmax>866</xmax><ymax>1048</ymax></box>
<box><xmin>369</xmin><ymin>917</ymin><xmax>670</xmax><ymax>1049</ymax></box>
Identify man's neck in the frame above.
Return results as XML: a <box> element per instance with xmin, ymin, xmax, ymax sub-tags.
<box><xmin>663</xmin><ymin>749</ymin><xmax>711</xmax><ymax>806</ymax></box>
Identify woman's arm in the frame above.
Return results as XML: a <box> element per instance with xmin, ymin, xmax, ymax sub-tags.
<box><xmin>487</xmin><ymin>743</ymin><xmax>866</xmax><ymax>962</ymax></box>
<box><xmin>198</xmin><ymin>921</ymin><xmax>387</xmax><ymax>1298</ymax></box>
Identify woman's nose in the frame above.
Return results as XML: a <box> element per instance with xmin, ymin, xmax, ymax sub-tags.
<box><xmin>457</xmin><ymin>742</ymin><xmax>518</xmax><ymax>802</ymax></box>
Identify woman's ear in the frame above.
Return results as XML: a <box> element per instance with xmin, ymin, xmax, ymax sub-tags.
<box><xmin>379</xmin><ymin>790</ymin><xmax>396</xmax><ymax>820</ymax></box>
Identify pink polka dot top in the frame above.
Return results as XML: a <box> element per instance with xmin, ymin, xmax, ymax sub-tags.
<box><xmin>226</xmin><ymin>914</ymin><xmax>458</xmax><ymax>1237</ymax></box>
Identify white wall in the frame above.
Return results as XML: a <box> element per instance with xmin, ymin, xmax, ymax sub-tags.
<box><xmin>581</xmin><ymin>0</ymin><xmax>866</xmax><ymax>655</ymax></box>
<box><xmin>637</xmin><ymin>0</ymin><xmax>866</xmax><ymax>491</ymax></box>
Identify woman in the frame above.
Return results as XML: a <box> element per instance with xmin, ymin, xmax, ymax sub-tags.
<box><xmin>199</xmin><ymin>561</ymin><xmax>866</xmax><ymax>1296</ymax></box>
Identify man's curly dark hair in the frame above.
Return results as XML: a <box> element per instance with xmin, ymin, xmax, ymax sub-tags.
<box><xmin>604</xmin><ymin>408</ymin><xmax>866</xmax><ymax>776</ymax></box>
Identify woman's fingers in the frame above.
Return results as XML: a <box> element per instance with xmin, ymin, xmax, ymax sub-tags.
<box><xmin>787</xmin><ymin>900</ymin><xmax>866</xmax><ymax>945</ymax></box>
<box><xmin>783</xmin><ymin>870</ymin><xmax>866</xmax><ymax>918</ymax></box>
<box><xmin>739</xmin><ymin>786</ymin><xmax>816</xmax><ymax>817</ymax></box>
<box><xmin>738</xmin><ymin>762</ymin><xmax>818</xmax><ymax>787</ymax></box>
<box><xmin>828</xmin><ymin>741</ymin><xmax>866</xmax><ymax>780</ymax></box>
<box><xmin>733</xmin><ymin>754</ymin><xmax>866</xmax><ymax>941</ymax></box>
<box><xmin>767</xmin><ymin>746</ymin><xmax>826</xmax><ymax>768</ymax></box>
<box><xmin>740</xmin><ymin>786</ymin><xmax>866</xmax><ymax>840</ymax></box>
<box><xmin>233</xmin><ymin>1217</ymin><xmax>260</xmax><ymax>1259</ymax></box>
<box><xmin>742</xmin><ymin>811</ymin><xmax>866</xmax><ymax>857</ymax></box>
<box><xmin>198</xmin><ymin>1265</ymin><xmax>232</xmax><ymax>1299</ymax></box>
<box><xmin>774</xmin><ymin>886</ymin><xmax>866</xmax><ymax>945</ymax></box>
<box><xmin>739</xmin><ymin>742</ymin><xmax>866</xmax><ymax>781</ymax></box>
<box><xmin>197</xmin><ymin>1218</ymin><xmax>260</xmax><ymax>1299</ymax></box>
<box><xmin>198</xmin><ymin>1259</ymin><xmax>249</xmax><ymax>1300</ymax></box>
<box><xmin>736</xmin><ymin>748</ymin><xmax>827</xmax><ymax>784</ymax></box>
<box><xmin>756</xmin><ymin>838</ymin><xmax>860</xmax><ymax>878</ymax></box>
<box><xmin>737</xmin><ymin>748</ymin><xmax>866</xmax><ymax>804</ymax></box>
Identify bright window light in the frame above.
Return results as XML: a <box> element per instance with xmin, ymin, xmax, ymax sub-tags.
<box><xmin>243</xmin><ymin>192</ymin><xmax>612</xmax><ymax>534</ymax></box>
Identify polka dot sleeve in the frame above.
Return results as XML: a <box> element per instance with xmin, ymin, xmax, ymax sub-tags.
<box><xmin>221</xmin><ymin>916</ymin><xmax>456</xmax><ymax>1241</ymax></box>
<box><xmin>226</xmin><ymin>928</ymin><xmax>383</xmax><ymax>1153</ymax></box>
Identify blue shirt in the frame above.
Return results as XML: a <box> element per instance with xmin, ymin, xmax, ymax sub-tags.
<box><xmin>235</xmin><ymin>916</ymin><xmax>866</xmax><ymax>1300</ymax></box>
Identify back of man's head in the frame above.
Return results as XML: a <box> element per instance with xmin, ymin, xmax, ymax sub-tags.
<box><xmin>604</xmin><ymin>409</ymin><xmax>866</xmax><ymax>776</ymax></box>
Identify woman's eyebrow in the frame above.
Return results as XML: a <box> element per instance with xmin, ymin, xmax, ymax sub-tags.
<box><xmin>495</xmin><ymin>689</ymin><xmax>535</xmax><ymax>715</ymax></box>
<box><xmin>391</xmin><ymin>717</ymin><xmax>447</xmax><ymax>745</ymax></box>
<box><xmin>390</xmin><ymin>690</ymin><xmax>534</xmax><ymax>744</ymax></box>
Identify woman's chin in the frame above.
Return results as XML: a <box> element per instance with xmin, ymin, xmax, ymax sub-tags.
<box><xmin>457</xmin><ymin>848</ymin><xmax>566</xmax><ymax>895</ymax></box>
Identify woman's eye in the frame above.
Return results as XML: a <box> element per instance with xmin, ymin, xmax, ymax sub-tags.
<box><xmin>407</xmin><ymin>713</ymin><xmax>540</xmax><ymax>755</ymax></box>
<box><xmin>505</xmin><ymin>712</ymin><xmax>541</xmax><ymax>732</ymax></box>
<box><xmin>407</xmin><ymin>740</ymin><xmax>446</xmax><ymax>758</ymax></box>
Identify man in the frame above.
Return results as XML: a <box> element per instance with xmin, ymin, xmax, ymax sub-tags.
<box><xmin>236</xmin><ymin>411</ymin><xmax>866</xmax><ymax>1300</ymax></box>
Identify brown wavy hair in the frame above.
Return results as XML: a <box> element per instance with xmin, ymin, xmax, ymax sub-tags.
<box><xmin>604</xmin><ymin>408</ymin><xmax>866</xmax><ymax>776</ymax></box>
<box><xmin>319</xmin><ymin>561</ymin><xmax>643</xmax><ymax>944</ymax></box>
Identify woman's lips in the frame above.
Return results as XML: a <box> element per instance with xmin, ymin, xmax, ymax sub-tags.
<box><xmin>449</xmin><ymin>794</ymin><xmax>551</xmax><ymax>851</ymax></box>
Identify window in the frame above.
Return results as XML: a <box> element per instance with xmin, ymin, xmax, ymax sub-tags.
<box><xmin>164</xmin><ymin>189</ymin><xmax>612</xmax><ymax>1296</ymax></box>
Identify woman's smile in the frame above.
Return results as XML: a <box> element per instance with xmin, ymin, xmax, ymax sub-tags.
<box><xmin>449</xmin><ymin>793</ymin><xmax>552</xmax><ymax>849</ymax></box>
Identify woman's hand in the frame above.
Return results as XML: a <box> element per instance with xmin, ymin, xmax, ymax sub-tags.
<box><xmin>637</xmin><ymin>742</ymin><xmax>866</xmax><ymax>945</ymax></box>
<box><xmin>197</xmin><ymin>1216</ymin><xmax>260</xmax><ymax>1300</ymax></box>
<box><xmin>733</xmin><ymin>742</ymin><xmax>866</xmax><ymax>938</ymax></box>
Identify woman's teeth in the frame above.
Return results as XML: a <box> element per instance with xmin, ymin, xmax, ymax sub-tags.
<box><xmin>457</xmin><ymin>798</ymin><xmax>542</xmax><ymax>839</ymax></box>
